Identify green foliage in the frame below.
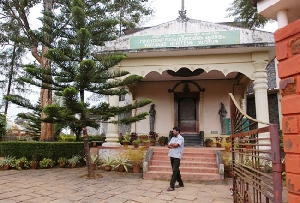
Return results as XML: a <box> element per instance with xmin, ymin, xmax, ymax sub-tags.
<box><xmin>0</xmin><ymin>155</ymin><xmax>15</xmax><ymax>167</ymax></box>
<box><xmin>107</xmin><ymin>0</ymin><xmax>153</xmax><ymax>36</ymax></box>
<box><xmin>58</xmin><ymin>135</ymin><xmax>76</xmax><ymax>142</ymax></box>
<box><xmin>57</xmin><ymin>157</ymin><xmax>68</xmax><ymax>164</ymax></box>
<box><xmin>90</xmin><ymin>154</ymin><xmax>99</xmax><ymax>164</ymax></box>
<box><xmin>39</xmin><ymin>158</ymin><xmax>55</xmax><ymax>168</ymax></box>
<box><xmin>100</xmin><ymin>155</ymin><xmax>116</xmax><ymax>167</ymax></box>
<box><xmin>126</xmin><ymin>148</ymin><xmax>145</xmax><ymax>166</ymax></box>
<box><xmin>0</xmin><ymin>142</ymin><xmax>85</xmax><ymax>161</ymax></box>
<box><xmin>226</xmin><ymin>0</ymin><xmax>272</xmax><ymax>29</ymax></box>
<box><xmin>158</xmin><ymin>136</ymin><xmax>168</xmax><ymax>144</ymax></box>
<box><xmin>113</xmin><ymin>155</ymin><xmax>132</xmax><ymax>172</ymax></box>
<box><xmin>87</xmin><ymin>135</ymin><xmax>106</xmax><ymax>142</ymax></box>
<box><xmin>14</xmin><ymin>157</ymin><xmax>30</xmax><ymax>170</ymax></box>
<box><xmin>0</xmin><ymin>114</ymin><xmax>7</xmax><ymax>140</ymax></box>
<box><xmin>68</xmin><ymin>155</ymin><xmax>81</xmax><ymax>166</ymax></box>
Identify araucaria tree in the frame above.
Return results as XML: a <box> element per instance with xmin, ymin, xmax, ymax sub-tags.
<box><xmin>24</xmin><ymin>0</ymin><xmax>152</xmax><ymax>178</ymax></box>
<box><xmin>226</xmin><ymin>0</ymin><xmax>271</xmax><ymax>29</ymax></box>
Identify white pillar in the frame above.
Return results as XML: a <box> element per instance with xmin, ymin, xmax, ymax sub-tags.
<box><xmin>253</xmin><ymin>61</ymin><xmax>270</xmax><ymax>148</ymax></box>
<box><xmin>253</xmin><ymin>61</ymin><xmax>270</xmax><ymax>127</ymax></box>
<box><xmin>102</xmin><ymin>95</ymin><xmax>120</xmax><ymax>146</ymax></box>
<box><xmin>277</xmin><ymin>10</ymin><xmax>288</xmax><ymax>28</ymax></box>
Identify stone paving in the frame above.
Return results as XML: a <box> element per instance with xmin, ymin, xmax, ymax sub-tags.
<box><xmin>0</xmin><ymin>167</ymin><xmax>234</xmax><ymax>203</ymax></box>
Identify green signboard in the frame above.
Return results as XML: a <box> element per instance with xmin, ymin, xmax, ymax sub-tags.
<box><xmin>130</xmin><ymin>30</ymin><xmax>240</xmax><ymax>49</ymax></box>
<box><xmin>226</xmin><ymin>118</ymin><xmax>249</xmax><ymax>135</ymax></box>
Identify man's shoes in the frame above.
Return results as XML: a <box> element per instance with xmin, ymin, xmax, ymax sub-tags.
<box><xmin>167</xmin><ymin>187</ymin><xmax>175</xmax><ymax>191</ymax></box>
<box><xmin>175</xmin><ymin>184</ymin><xmax>184</xmax><ymax>188</ymax></box>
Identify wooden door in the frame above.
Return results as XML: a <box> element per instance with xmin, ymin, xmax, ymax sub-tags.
<box><xmin>175</xmin><ymin>93</ymin><xmax>199</xmax><ymax>133</ymax></box>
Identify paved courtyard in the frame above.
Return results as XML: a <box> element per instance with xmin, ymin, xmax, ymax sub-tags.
<box><xmin>0</xmin><ymin>167</ymin><xmax>234</xmax><ymax>203</ymax></box>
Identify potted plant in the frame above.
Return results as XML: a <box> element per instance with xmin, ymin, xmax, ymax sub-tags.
<box><xmin>149</xmin><ymin>131</ymin><xmax>158</xmax><ymax>146</ymax></box>
<box><xmin>90</xmin><ymin>154</ymin><xmax>99</xmax><ymax>171</ymax></box>
<box><xmin>0</xmin><ymin>155</ymin><xmax>15</xmax><ymax>170</ymax></box>
<box><xmin>132</xmin><ymin>139</ymin><xmax>140</xmax><ymax>148</ymax></box>
<box><xmin>122</xmin><ymin>132</ymin><xmax>131</xmax><ymax>147</ymax></box>
<box><xmin>29</xmin><ymin>160</ymin><xmax>38</xmax><ymax>169</ymax></box>
<box><xmin>14</xmin><ymin>157</ymin><xmax>29</xmax><ymax>170</ymax></box>
<box><xmin>158</xmin><ymin>136</ymin><xmax>168</xmax><ymax>146</ymax></box>
<box><xmin>100</xmin><ymin>155</ymin><xmax>115</xmax><ymax>171</ymax></box>
<box><xmin>126</xmin><ymin>148</ymin><xmax>145</xmax><ymax>173</ymax></box>
<box><xmin>39</xmin><ymin>158</ymin><xmax>55</xmax><ymax>168</ymax></box>
<box><xmin>215</xmin><ymin>137</ymin><xmax>223</xmax><ymax>147</ymax></box>
<box><xmin>57</xmin><ymin>157</ymin><xmax>68</xmax><ymax>168</ymax></box>
<box><xmin>113</xmin><ymin>155</ymin><xmax>132</xmax><ymax>172</ymax></box>
<box><xmin>204</xmin><ymin>138</ymin><xmax>213</xmax><ymax>147</ymax></box>
<box><xmin>68</xmin><ymin>155</ymin><xmax>81</xmax><ymax>168</ymax></box>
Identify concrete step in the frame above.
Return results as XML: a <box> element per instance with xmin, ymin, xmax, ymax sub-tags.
<box><xmin>143</xmin><ymin>171</ymin><xmax>221</xmax><ymax>181</ymax></box>
<box><xmin>150</xmin><ymin>160</ymin><xmax>217</xmax><ymax>168</ymax></box>
<box><xmin>148</xmin><ymin>165</ymin><xmax>219</xmax><ymax>173</ymax></box>
<box><xmin>143</xmin><ymin>146</ymin><xmax>223</xmax><ymax>181</ymax></box>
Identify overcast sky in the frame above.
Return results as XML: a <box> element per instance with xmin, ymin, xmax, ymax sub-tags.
<box><xmin>4</xmin><ymin>0</ymin><xmax>278</xmax><ymax>121</ymax></box>
<box><xmin>146</xmin><ymin>0</ymin><xmax>277</xmax><ymax>32</ymax></box>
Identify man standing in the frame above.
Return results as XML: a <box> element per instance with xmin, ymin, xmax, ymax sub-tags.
<box><xmin>167</xmin><ymin>126</ymin><xmax>184</xmax><ymax>191</ymax></box>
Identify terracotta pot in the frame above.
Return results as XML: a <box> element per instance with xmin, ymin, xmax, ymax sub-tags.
<box><xmin>119</xmin><ymin>165</ymin><xmax>125</xmax><ymax>172</ymax></box>
<box><xmin>132</xmin><ymin>165</ymin><xmax>140</xmax><ymax>173</ymax></box>
<box><xmin>159</xmin><ymin>142</ymin><xmax>165</xmax><ymax>146</ymax></box>
<box><xmin>143</xmin><ymin>142</ymin><xmax>150</xmax><ymax>149</ymax></box>
<box><xmin>123</xmin><ymin>142</ymin><xmax>130</xmax><ymax>147</ymax></box>
<box><xmin>133</xmin><ymin>144</ymin><xmax>139</xmax><ymax>148</ymax></box>
<box><xmin>31</xmin><ymin>162</ymin><xmax>38</xmax><ymax>169</ymax></box>
<box><xmin>216</xmin><ymin>143</ymin><xmax>222</xmax><ymax>148</ymax></box>
<box><xmin>3</xmin><ymin>164</ymin><xmax>10</xmax><ymax>170</ymax></box>
<box><xmin>71</xmin><ymin>163</ymin><xmax>76</xmax><ymax>168</ymax></box>
<box><xmin>59</xmin><ymin>162</ymin><xmax>65</xmax><ymax>168</ymax></box>
<box><xmin>150</xmin><ymin>141</ymin><xmax>156</xmax><ymax>146</ymax></box>
<box><xmin>105</xmin><ymin>165</ymin><xmax>112</xmax><ymax>171</ymax></box>
<box><xmin>91</xmin><ymin>163</ymin><xmax>97</xmax><ymax>171</ymax></box>
<box><xmin>245</xmin><ymin>145</ymin><xmax>252</xmax><ymax>149</ymax></box>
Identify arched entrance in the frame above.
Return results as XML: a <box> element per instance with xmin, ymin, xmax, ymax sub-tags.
<box><xmin>169</xmin><ymin>81</ymin><xmax>205</xmax><ymax>134</ymax></box>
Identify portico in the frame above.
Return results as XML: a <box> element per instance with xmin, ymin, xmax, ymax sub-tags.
<box><xmin>98</xmin><ymin>18</ymin><xmax>275</xmax><ymax>146</ymax></box>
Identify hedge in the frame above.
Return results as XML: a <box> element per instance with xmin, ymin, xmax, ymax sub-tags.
<box><xmin>0</xmin><ymin>142</ymin><xmax>86</xmax><ymax>161</ymax></box>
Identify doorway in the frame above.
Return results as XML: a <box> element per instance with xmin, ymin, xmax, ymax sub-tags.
<box><xmin>174</xmin><ymin>92</ymin><xmax>199</xmax><ymax>133</ymax></box>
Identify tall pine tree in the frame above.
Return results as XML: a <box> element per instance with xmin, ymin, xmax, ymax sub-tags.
<box><xmin>226</xmin><ymin>0</ymin><xmax>272</xmax><ymax>29</ymax></box>
<box><xmin>23</xmin><ymin>0</ymin><xmax>153</xmax><ymax>178</ymax></box>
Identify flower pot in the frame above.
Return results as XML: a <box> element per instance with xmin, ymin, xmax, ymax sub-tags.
<box><xmin>122</xmin><ymin>142</ymin><xmax>130</xmax><ymax>147</ymax></box>
<box><xmin>59</xmin><ymin>163</ymin><xmax>65</xmax><ymax>168</ymax></box>
<box><xmin>205</xmin><ymin>142</ymin><xmax>213</xmax><ymax>147</ymax></box>
<box><xmin>143</xmin><ymin>142</ymin><xmax>150</xmax><ymax>149</ymax></box>
<box><xmin>216</xmin><ymin>143</ymin><xmax>222</xmax><ymax>148</ymax></box>
<box><xmin>91</xmin><ymin>163</ymin><xmax>97</xmax><ymax>171</ymax></box>
<box><xmin>132</xmin><ymin>165</ymin><xmax>140</xmax><ymax>173</ymax></box>
<box><xmin>71</xmin><ymin>163</ymin><xmax>76</xmax><ymax>168</ymax></box>
<box><xmin>150</xmin><ymin>141</ymin><xmax>156</xmax><ymax>146</ymax></box>
<box><xmin>3</xmin><ymin>164</ymin><xmax>10</xmax><ymax>170</ymax></box>
<box><xmin>119</xmin><ymin>165</ymin><xmax>125</xmax><ymax>172</ymax></box>
<box><xmin>133</xmin><ymin>144</ymin><xmax>139</xmax><ymax>148</ymax></box>
<box><xmin>105</xmin><ymin>165</ymin><xmax>112</xmax><ymax>171</ymax></box>
<box><xmin>30</xmin><ymin>162</ymin><xmax>38</xmax><ymax>169</ymax></box>
<box><xmin>159</xmin><ymin>142</ymin><xmax>165</xmax><ymax>146</ymax></box>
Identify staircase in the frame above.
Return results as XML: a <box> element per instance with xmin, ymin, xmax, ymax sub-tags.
<box><xmin>143</xmin><ymin>146</ymin><xmax>223</xmax><ymax>181</ymax></box>
<box><xmin>182</xmin><ymin>134</ymin><xmax>203</xmax><ymax>146</ymax></box>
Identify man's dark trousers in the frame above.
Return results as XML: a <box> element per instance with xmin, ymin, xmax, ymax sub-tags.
<box><xmin>170</xmin><ymin>157</ymin><xmax>183</xmax><ymax>188</ymax></box>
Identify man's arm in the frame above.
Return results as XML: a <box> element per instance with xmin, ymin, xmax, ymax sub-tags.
<box><xmin>168</xmin><ymin>143</ymin><xmax>179</xmax><ymax>149</ymax></box>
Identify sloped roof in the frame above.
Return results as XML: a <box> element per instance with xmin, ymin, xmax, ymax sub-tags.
<box><xmin>98</xmin><ymin>18</ymin><xmax>275</xmax><ymax>55</ymax></box>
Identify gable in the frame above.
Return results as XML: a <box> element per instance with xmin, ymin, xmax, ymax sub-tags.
<box><xmin>100</xmin><ymin>19</ymin><xmax>275</xmax><ymax>51</ymax></box>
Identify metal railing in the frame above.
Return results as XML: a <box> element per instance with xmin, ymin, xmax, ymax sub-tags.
<box><xmin>229</xmin><ymin>93</ymin><xmax>283</xmax><ymax>203</ymax></box>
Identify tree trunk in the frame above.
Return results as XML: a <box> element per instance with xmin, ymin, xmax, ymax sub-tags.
<box><xmin>4</xmin><ymin>44</ymin><xmax>17</xmax><ymax>115</ymax></box>
<box><xmin>38</xmin><ymin>0</ymin><xmax>54</xmax><ymax>141</ymax></box>
<box><xmin>83</xmin><ymin>126</ymin><xmax>95</xmax><ymax>178</ymax></box>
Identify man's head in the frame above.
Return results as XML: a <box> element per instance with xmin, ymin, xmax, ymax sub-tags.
<box><xmin>173</xmin><ymin>126</ymin><xmax>180</xmax><ymax>136</ymax></box>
